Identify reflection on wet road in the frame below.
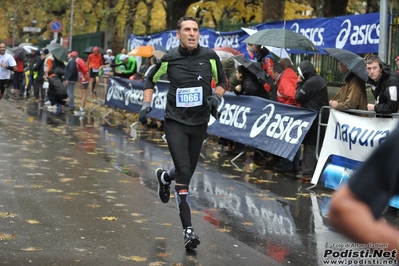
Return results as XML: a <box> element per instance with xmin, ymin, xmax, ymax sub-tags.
<box><xmin>10</xmin><ymin>98</ymin><xmax>399</xmax><ymax>266</ymax></box>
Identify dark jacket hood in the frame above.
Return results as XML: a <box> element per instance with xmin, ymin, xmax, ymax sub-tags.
<box><xmin>298</xmin><ymin>60</ymin><xmax>316</xmax><ymax>80</ymax></box>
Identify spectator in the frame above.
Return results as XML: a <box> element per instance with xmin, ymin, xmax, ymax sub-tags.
<box><xmin>64</xmin><ymin>51</ymin><xmax>79</xmax><ymax>114</ymax></box>
<box><xmin>13</xmin><ymin>56</ymin><xmax>24</xmax><ymax>97</ymax></box>
<box><xmin>395</xmin><ymin>55</ymin><xmax>399</xmax><ymax>73</ymax></box>
<box><xmin>42</xmin><ymin>48</ymin><xmax>53</xmax><ymax>76</ymax></box>
<box><xmin>295</xmin><ymin>60</ymin><xmax>329</xmax><ymax>180</ymax></box>
<box><xmin>144</xmin><ymin>56</ymin><xmax>158</xmax><ymax>79</ymax></box>
<box><xmin>32</xmin><ymin>50</ymin><xmax>45</xmax><ymax>101</ymax></box>
<box><xmin>243</xmin><ymin>43</ymin><xmax>257</xmax><ymax>62</ymax></box>
<box><xmin>366</xmin><ymin>55</ymin><xmax>399</xmax><ymax>114</ymax></box>
<box><xmin>115</xmin><ymin>48</ymin><xmax>127</xmax><ymax>72</ymax></box>
<box><xmin>233</xmin><ymin>65</ymin><xmax>269</xmax><ymax>99</ymax></box>
<box><xmin>272</xmin><ymin>63</ymin><xmax>301</xmax><ymax>175</ymax></box>
<box><xmin>27</xmin><ymin>48</ymin><xmax>39</xmax><ymax>98</ymax></box>
<box><xmin>86</xmin><ymin>46</ymin><xmax>104</xmax><ymax>96</ymax></box>
<box><xmin>221</xmin><ymin>57</ymin><xmax>239</xmax><ymax>91</ymax></box>
<box><xmin>328</xmin><ymin>122</ymin><xmax>399</xmax><ymax>257</ymax></box>
<box><xmin>329</xmin><ymin>62</ymin><xmax>367</xmax><ymax>111</ymax></box>
<box><xmin>106</xmin><ymin>54</ymin><xmax>137</xmax><ymax>79</ymax></box>
<box><xmin>45</xmin><ymin>70</ymin><xmax>68</xmax><ymax>112</ymax></box>
<box><xmin>51</xmin><ymin>56</ymin><xmax>65</xmax><ymax>81</ymax></box>
<box><xmin>256</xmin><ymin>45</ymin><xmax>276</xmax><ymax>94</ymax></box>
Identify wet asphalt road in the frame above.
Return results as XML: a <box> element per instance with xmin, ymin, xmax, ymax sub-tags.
<box><xmin>0</xmin><ymin>92</ymin><xmax>398</xmax><ymax>266</ymax></box>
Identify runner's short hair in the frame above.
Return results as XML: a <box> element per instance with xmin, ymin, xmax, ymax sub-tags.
<box><xmin>176</xmin><ymin>16</ymin><xmax>199</xmax><ymax>30</ymax></box>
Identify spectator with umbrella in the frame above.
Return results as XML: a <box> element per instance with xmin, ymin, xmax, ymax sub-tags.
<box><xmin>233</xmin><ymin>65</ymin><xmax>269</xmax><ymax>99</ymax></box>
<box><xmin>325</xmin><ymin>48</ymin><xmax>367</xmax><ymax>112</ymax></box>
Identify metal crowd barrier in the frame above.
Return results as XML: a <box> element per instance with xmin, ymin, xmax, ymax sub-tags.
<box><xmin>88</xmin><ymin>77</ymin><xmax>113</xmax><ymax>124</ymax></box>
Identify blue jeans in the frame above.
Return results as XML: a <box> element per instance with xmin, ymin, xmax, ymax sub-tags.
<box><xmin>66</xmin><ymin>81</ymin><xmax>76</xmax><ymax>110</ymax></box>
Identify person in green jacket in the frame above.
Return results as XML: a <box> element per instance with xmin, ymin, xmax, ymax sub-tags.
<box><xmin>101</xmin><ymin>54</ymin><xmax>136</xmax><ymax>79</ymax></box>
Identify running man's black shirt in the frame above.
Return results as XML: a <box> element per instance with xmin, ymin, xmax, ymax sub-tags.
<box><xmin>144</xmin><ymin>45</ymin><xmax>226</xmax><ymax>126</ymax></box>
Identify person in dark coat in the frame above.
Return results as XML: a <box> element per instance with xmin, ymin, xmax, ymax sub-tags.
<box><xmin>296</xmin><ymin>60</ymin><xmax>329</xmax><ymax>180</ymax></box>
<box><xmin>365</xmin><ymin>55</ymin><xmax>399</xmax><ymax>114</ymax></box>
<box><xmin>64</xmin><ymin>51</ymin><xmax>79</xmax><ymax>113</ymax></box>
<box><xmin>45</xmin><ymin>70</ymin><xmax>67</xmax><ymax>110</ymax></box>
<box><xmin>233</xmin><ymin>65</ymin><xmax>269</xmax><ymax>99</ymax></box>
<box><xmin>32</xmin><ymin>51</ymin><xmax>45</xmax><ymax>100</ymax></box>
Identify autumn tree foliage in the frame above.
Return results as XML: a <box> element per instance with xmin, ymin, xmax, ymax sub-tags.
<box><xmin>0</xmin><ymin>0</ymin><xmax>394</xmax><ymax>44</ymax></box>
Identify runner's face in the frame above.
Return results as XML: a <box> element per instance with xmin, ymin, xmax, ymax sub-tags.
<box><xmin>0</xmin><ymin>44</ymin><xmax>6</xmax><ymax>55</ymax></box>
<box><xmin>177</xmin><ymin>20</ymin><xmax>199</xmax><ymax>50</ymax></box>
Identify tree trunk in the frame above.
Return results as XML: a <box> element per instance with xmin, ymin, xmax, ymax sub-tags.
<box><xmin>145</xmin><ymin>0</ymin><xmax>154</xmax><ymax>35</ymax></box>
<box><xmin>323</xmin><ymin>0</ymin><xmax>349</xmax><ymax>17</ymax></box>
<box><xmin>124</xmin><ymin>0</ymin><xmax>140</xmax><ymax>48</ymax></box>
<box><xmin>262</xmin><ymin>0</ymin><xmax>285</xmax><ymax>22</ymax></box>
<box><xmin>166</xmin><ymin>0</ymin><xmax>198</xmax><ymax>30</ymax></box>
<box><xmin>366</xmin><ymin>0</ymin><xmax>379</xmax><ymax>13</ymax></box>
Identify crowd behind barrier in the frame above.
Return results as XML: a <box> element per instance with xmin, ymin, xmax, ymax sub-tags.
<box><xmin>102</xmin><ymin>77</ymin><xmax>319</xmax><ymax>161</ymax></box>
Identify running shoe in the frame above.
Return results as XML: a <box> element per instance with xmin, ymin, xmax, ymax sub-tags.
<box><xmin>155</xmin><ymin>168</ymin><xmax>170</xmax><ymax>203</ymax></box>
<box><xmin>184</xmin><ymin>227</ymin><xmax>200</xmax><ymax>250</ymax></box>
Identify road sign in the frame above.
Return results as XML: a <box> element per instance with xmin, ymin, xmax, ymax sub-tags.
<box><xmin>50</xmin><ymin>20</ymin><xmax>62</xmax><ymax>33</ymax></box>
<box><xmin>23</xmin><ymin>27</ymin><xmax>41</xmax><ymax>33</ymax></box>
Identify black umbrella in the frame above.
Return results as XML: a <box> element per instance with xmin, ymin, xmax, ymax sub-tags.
<box><xmin>243</xmin><ymin>28</ymin><xmax>319</xmax><ymax>52</ymax></box>
<box><xmin>232</xmin><ymin>55</ymin><xmax>268</xmax><ymax>83</ymax></box>
<box><xmin>83</xmin><ymin>46</ymin><xmax>106</xmax><ymax>54</ymax></box>
<box><xmin>46</xmin><ymin>43</ymin><xmax>69</xmax><ymax>62</ymax></box>
<box><xmin>11</xmin><ymin>47</ymin><xmax>26</xmax><ymax>59</ymax></box>
<box><xmin>324</xmin><ymin>48</ymin><xmax>368</xmax><ymax>82</ymax></box>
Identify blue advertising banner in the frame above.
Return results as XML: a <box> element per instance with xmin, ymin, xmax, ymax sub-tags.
<box><xmin>105</xmin><ymin>77</ymin><xmax>318</xmax><ymax>160</ymax></box>
<box><xmin>129</xmin><ymin>13</ymin><xmax>382</xmax><ymax>55</ymax></box>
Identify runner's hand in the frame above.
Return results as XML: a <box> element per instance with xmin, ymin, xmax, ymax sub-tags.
<box><xmin>206</xmin><ymin>94</ymin><xmax>221</xmax><ymax>119</ymax></box>
<box><xmin>138</xmin><ymin>102</ymin><xmax>152</xmax><ymax>125</ymax></box>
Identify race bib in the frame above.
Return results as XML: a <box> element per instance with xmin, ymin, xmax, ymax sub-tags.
<box><xmin>92</xmin><ymin>68</ymin><xmax>99</xmax><ymax>73</ymax></box>
<box><xmin>176</xmin><ymin>87</ymin><xmax>203</xmax><ymax>107</ymax></box>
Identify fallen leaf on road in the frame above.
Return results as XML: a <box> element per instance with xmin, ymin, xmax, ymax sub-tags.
<box><xmin>216</xmin><ymin>228</ymin><xmax>231</xmax><ymax>233</ymax></box>
<box><xmin>21</xmin><ymin>247</ymin><xmax>43</xmax><ymax>251</ymax></box>
<box><xmin>46</xmin><ymin>189</ymin><xmax>63</xmax><ymax>193</ymax></box>
<box><xmin>0</xmin><ymin>233</ymin><xmax>16</xmax><ymax>240</ymax></box>
<box><xmin>158</xmin><ymin>252</ymin><xmax>173</xmax><ymax>258</ymax></box>
<box><xmin>26</xmin><ymin>220</ymin><xmax>40</xmax><ymax>224</ymax></box>
<box><xmin>0</xmin><ymin>212</ymin><xmax>17</xmax><ymax>218</ymax></box>
<box><xmin>119</xmin><ymin>255</ymin><xmax>147</xmax><ymax>262</ymax></box>
<box><xmin>102</xmin><ymin>216</ymin><xmax>118</xmax><ymax>221</ymax></box>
